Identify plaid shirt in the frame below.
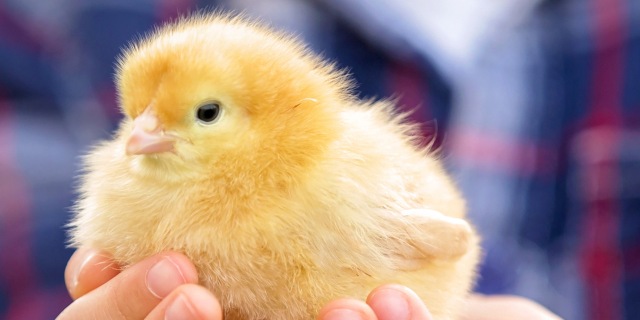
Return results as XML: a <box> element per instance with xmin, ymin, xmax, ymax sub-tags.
<box><xmin>0</xmin><ymin>0</ymin><xmax>638</xmax><ymax>319</ymax></box>
<box><xmin>445</xmin><ymin>1</ymin><xmax>640</xmax><ymax>319</ymax></box>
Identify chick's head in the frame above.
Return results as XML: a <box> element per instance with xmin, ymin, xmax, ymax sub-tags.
<box><xmin>115</xmin><ymin>14</ymin><xmax>350</xmax><ymax>182</ymax></box>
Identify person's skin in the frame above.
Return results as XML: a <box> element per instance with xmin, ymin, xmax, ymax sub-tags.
<box><xmin>58</xmin><ymin>248</ymin><xmax>561</xmax><ymax>320</ymax></box>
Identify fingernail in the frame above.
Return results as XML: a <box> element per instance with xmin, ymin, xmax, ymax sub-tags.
<box><xmin>147</xmin><ymin>256</ymin><xmax>187</xmax><ymax>299</ymax></box>
<box><xmin>165</xmin><ymin>294</ymin><xmax>197</xmax><ymax>320</ymax></box>
<box><xmin>323</xmin><ymin>308</ymin><xmax>365</xmax><ymax>320</ymax></box>
<box><xmin>72</xmin><ymin>248</ymin><xmax>100</xmax><ymax>291</ymax></box>
<box><xmin>368</xmin><ymin>288</ymin><xmax>410</xmax><ymax>320</ymax></box>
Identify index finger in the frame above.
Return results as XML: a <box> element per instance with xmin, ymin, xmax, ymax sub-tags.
<box><xmin>64</xmin><ymin>247</ymin><xmax>121</xmax><ymax>300</ymax></box>
<box><xmin>366</xmin><ymin>285</ymin><xmax>433</xmax><ymax>320</ymax></box>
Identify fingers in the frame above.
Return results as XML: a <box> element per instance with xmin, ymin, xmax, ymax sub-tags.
<box><xmin>318</xmin><ymin>299</ymin><xmax>378</xmax><ymax>320</ymax></box>
<box><xmin>318</xmin><ymin>285</ymin><xmax>432</xmax><ymax>320</ymax></box>
<box><xmin>461</xmin><ymin>294</ymin><xmax>562</xmax><ymax>320</ymax></box>
<box><xmin>367</xmin><ymin>285</ymin><xmax>432</xmax><ymax>320</ymax></box>
<box><xmin>57</xmin><ymin>252</ymin><xmax>198</xmax><ymax>320</ymax></box>
<box><xmin>146</xmin><ymin>284</ymin><xmax>223</xmax><ymax>320</ymax></box>
<box><xmin>65</xmin><ymin>247</ymin><xmax>121</xmax><ymax>300</ymax></box>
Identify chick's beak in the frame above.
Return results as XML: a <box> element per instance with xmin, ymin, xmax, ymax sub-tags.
<box><xmin>125</xmin><ymin>106</ymin><xmax>177</xmax><ymax>155</ymax></box>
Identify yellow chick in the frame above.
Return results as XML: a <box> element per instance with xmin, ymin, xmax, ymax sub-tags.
<box><xmin>70</xmin><ymin>13</ymin><xmax>480</xmax><ymax>320</ymax></box>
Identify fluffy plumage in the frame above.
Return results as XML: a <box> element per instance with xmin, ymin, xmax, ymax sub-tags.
<box><xmin>70</xmin><ymin>13</ymin><xmax>481</xmax><ymax>320</ymax></box>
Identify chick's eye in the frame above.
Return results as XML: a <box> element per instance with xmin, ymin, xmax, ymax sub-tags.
<box><xmin>196</xmin><ymin>102</ymin><xmax>221</xmax><ymax>124</ymax></box>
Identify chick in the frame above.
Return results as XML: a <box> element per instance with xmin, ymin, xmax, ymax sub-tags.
<box><xmin>70</xmin><ymin>13</ymin><xmax>480</xmax><ymax>320</ymax></box>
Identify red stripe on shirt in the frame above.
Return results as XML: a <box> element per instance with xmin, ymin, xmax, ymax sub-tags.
<box><xmin>448</xmin><ymin>128</ymin><xmax>558</xmax><ymax>176</ymax></box>
<box><xmin>158</xmin><ymin>0</ymin><xmax>197</xmax><ymax>22</ymax></box>
<box><xmin>580</xmin><ymin>0</ymin><xmax>627</xmax><ymax>319</ymax></box>
<box><xmin>0</xmin><ymin>100</ymin><xmax>41</xmax><ymax>319</ymax></box>
<box><xmin>387</xmin><ymin>59</ymin><xmax>436</xmax><ymax>148</ymax></box>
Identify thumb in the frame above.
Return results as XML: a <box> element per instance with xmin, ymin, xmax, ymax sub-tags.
<box><xmin>367</xmin><ymin>285</ymin><xmax>433</xmax><ymax>320</ymax></box>
<box><xmin>58</xmin><ymin>252</ymin><xmax>197</xmax><ymax>320</ymax></box>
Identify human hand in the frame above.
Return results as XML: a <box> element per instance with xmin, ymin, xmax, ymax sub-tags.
<box><xmin>461</xmin><ymin>294</ymin><xmax>562</xmax><ymax>320</ymax></box>
<box><xmin>318</xmin><ymin>289</ymin><xmax>562</xmax><ymax>320</ymax></box>
<box><xmin>60</xmin><ymin>248</ymin><xmax>421</xmax><ymax>320</ymax></box>
<box><xmin>318</xmin><ymin>284</ymin><xmax>433</xmax><ymax>320</ymax></box>
<box><xmin>59</xmin><ymin>247</ymin><xmax>561</xmax><ymax>320</ymax></box>
<box><xmin>58</xmin><ymin>247</ymin><xmax>222</xmax><ymax>319</ymax></box>
<box><xmin>60</xmin><ymin>248</ymin><xmax>431</xmax><ymax>320</ymax></box>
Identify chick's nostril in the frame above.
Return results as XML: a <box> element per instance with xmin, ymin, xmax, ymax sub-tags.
<box><xmin>134</xmin><ymin>109</ymin><xmax>161</xmax><ymax>133</ymax></box>
<box><xmin>138</xmin><ymin>116</ymin><xmax>159</xmax><ymax>132</ymax></box>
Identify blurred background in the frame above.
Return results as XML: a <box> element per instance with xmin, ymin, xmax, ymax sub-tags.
<box><xmin>0</xmin><ymin>0</ymin><xmax>638</xmax><ymax>319</ymax></box>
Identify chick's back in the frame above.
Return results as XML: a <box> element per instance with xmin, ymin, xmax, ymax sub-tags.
<box><xmin>70</xmin><ymin>13</ymin><xmax>480</xmax><ymax>320</ymax></box>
